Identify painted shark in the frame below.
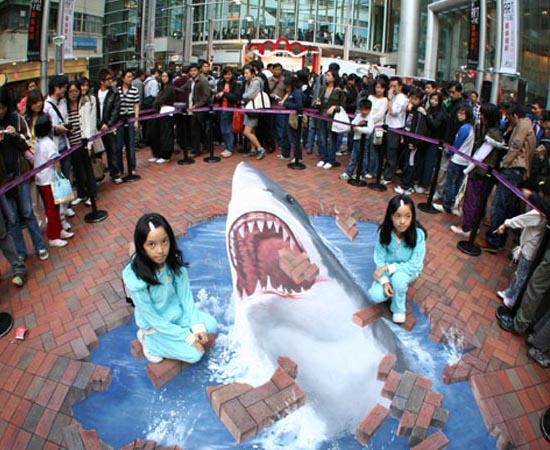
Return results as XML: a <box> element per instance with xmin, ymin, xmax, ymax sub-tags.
<box><xmin>225</xmin><ymin>162</ymin><xmax>407</xmax><ymax>434</ymax></box>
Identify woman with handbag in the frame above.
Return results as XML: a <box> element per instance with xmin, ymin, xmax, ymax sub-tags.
<box><xmin>33</xmin><ymin>114</ymin><xmax>74</xmax><ymax>248</ymax></box>
<box><xmin>78</xmin><ymin>77</ymin><xmax>102</xmax><ymax>192</ymax></box>
<box><xmin>0</xmin><ymin>86</ymin><xmax>49</xmax><ymax>260</ymax></box>
<box><xmin>214</xmin><ymin>67</ymin><xmax>241</xmax><ymax>158</ymax></box>
<box><xmin>367</xmin><ymin>79</ymin><xmax>389</xmax><ymax>178</ymax></box>
<box><xmin>315</xmin><ymin>69</ymin><xmax>346</xmax><ymax>169</ymax></box>
<box><xmin>241</xmin><ymin>64</ymin><xmax>267</xmax><ymax>159</ymax></box>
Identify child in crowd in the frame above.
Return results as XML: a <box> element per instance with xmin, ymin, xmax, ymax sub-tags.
<box><xmin>33</xmin><ymin>115</ymin><xmax>74</xmax><ymax>248</ymax></box>
<box><xmin>122</xmin><ymin>213</ymin><xmax>218</xmax><ymax>364</ymax></box>
<box><xmin>368</xmin><ymin>195</ymin><xmax>427</xmax><ymax>323</ymax></box>
<box><xmin>339</xmin><ymin>99</ymin><xmax>373</xmax><ymax>180</ymax></box>
<box><xmin>394</xmin><ymin>89</ymin><xmax>427</xmax><ymax>195</ymax></box>
<box><xmin>495</xmin><ymin>178</ymin><xmax>549</xmax><ymax>308</ymax></box>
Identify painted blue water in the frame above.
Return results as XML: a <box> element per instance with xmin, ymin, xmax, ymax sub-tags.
<box><xmin>73</xmin><ymin>216</ymin><xmax>496</xmax><ymax>449</ymax></box>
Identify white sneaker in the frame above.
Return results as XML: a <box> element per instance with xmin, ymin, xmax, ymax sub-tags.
<box><xmin>85</xmin><ymin>198</ymin><xmax>92</xmax><ymax>207</ymax></box>
<box><xmin>392</xmin><ymin>313</ymin><xmax>406</xmax><ymax>324</ymax></box>
<box><xmin>414</xmin><ymin>185</ymin><xmax>427</xmax><ymax>194</ymax></box>
<box><xmin>403</xmin><ymin>187</ymin><xmax>415</xmax><ymax>195</ymax></box>
<box><xmin>38</xmin><ymin>249</ymin><xmax>49</xmax><ymax>260</ymax></box>
<box><xmin>61</xmin><ymin>220</ymin><xmax>71</xmax><ymax>231</ymax></box>
<box><xmin>339</xmin><ymin>172</ymin><xmax>350</xmax><ymax>180</ymax></box>
<box><xmin>364</xmin><ymin>173</ymin><xmax>374</xmax><ymax>179</ymax></box>
<box><xmin>394</xmin><ymin>185</ymin><xmax>405</xmax><ymax>194</ymax></box>
<box><xmin>65</xmin><ymin>207</ymin><xmax>76</xmax><ymax>217</ymax></box>
<box><xmin>381</xmin><ymin>179</ymin><xmax>392</xmax><ymax>186</ymax></box>
<box><xmin>137</xmin><ymin>329</ymin><xmax>164</xmax><ymax>364</ymax></box>
<box><xmin>450</xmin><ymin>225</ymin><xmax>471</xmax><ymax>238</ymax></box>
<box><xmin>49</xmin><ymin>239</ymin><xmax>68</xmax><ymax>248</ymax></box>
<box><xmin>432</xmin><ymin>203</ymin><xmax>446</xmax><ymax>213</ymax></box>
<box><xmin>316</xmin><ymin>161</ymin><xmax>325</xmax><ymax>168</ymax></box>
<box><xmin>220</xmin><ymin>150</ymin><xmax>233</xmax><ymax>158</ymax></box>
<box><xmin>496</xmin><ymin>290</ymin><xmax>506</xmax><ymax>301</ymax></box>
<box><xmin>323</xmin><ymin>162</ymin><xmax>333</xmax><ymax>170</ymax></box>
<box><xmin>60</xmin><ymin>230</ymin><xmax>74</xmax><ymax>239</ymax></box>
<box><xmin>148</xmin><ymin>157</ymin><xmax>158</xmax><ymax>163</ymax></box>
<box><xmin>71</xmin><ymin>197</ymin><xmax>85</xmax><ymax>206</ymax></box>
<box><xmin>156</xmin><ymin>158</ymin><xmax>169</xmax><ymax>164</ymax></box>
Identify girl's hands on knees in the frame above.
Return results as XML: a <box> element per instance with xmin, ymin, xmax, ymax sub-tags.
<box><xmin>192</xmin><ymin>340</ymin><xmax>205</xmax><ymax>353</ymax></box>
<box><xmin>383</xmin><ymin>282</ymin><xmax>394</xmax><ymax>297</ymax></box>
<box><xmin>195</xmin><ymin>331</ymin><xmax>208</xmax><ymax>345</ymax></box>
<box><xmin>373</xmin><ymin>266</ymin><xmax>387</xmax><ymax>281</ymax></box>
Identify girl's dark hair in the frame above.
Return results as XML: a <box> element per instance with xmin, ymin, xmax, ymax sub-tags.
<box><xmin>221</xmin><ymin>66</ymin><xmax>234</xmax><ymax>77</ymax></box>
<box><xmin>373</xmin><ymin>79</ymin><xmax>388</xmax><ymax>96</ymax></box>
<box><xmin>379</xmin><ymin>195</ymin><xmax>425</xmax><ymax>248</ymax></box>
<box><xmin>161</xmin><ymin>70</ymin><xmax>173</xmax><ymax>84</ymax></box>
<box><xmin>131</xmin><ymin>213</ymin><xmax>187</xmax><ymax>285</ymax></box>
<box><xmin>34</xmin><ymin>114</ymin><xmax>52</xmax><ymax>138</ymax></box>
<box><xmin>325</xmin><ymin>68</ymin><xmax>341</xmax><ymax>88</ymax></box>
<box><xmin>66</xmin><ymin>80</ymin><xmax>81</xmax><ymax>104</ymax></box>
<box><xmin>457</xmin><ymin>105</ymin><xmax>474</xmax><ymax>124</ymax></box>
<box><xmin>480</xmin><ymin>103</ymin><xmax>500</xmax><ymax>132</ymax></box>
<box><xmin>24</xmin><ymin>89</ymin><xmax>44</xmax><ymax>117</ymax></box>
<box><xmin>429</xmin><ymin>92</ymin><xmax>443</xmax><ymax>109</ymax></box>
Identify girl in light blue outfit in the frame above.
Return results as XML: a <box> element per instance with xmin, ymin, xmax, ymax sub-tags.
<box><xmin>368</xmin><ymin>195</ymin><xmax>426</xmax><ymax>324</ymax></box>
<box><xmin>123</xmin><ymin>213</ymin><xmax>217</xmax><ymax>364</ymax></box>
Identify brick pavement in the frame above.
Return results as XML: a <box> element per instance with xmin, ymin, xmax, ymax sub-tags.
<box><xmin>0</xmin><ymin>145</ymin><xmax>548</xmax><ymax>449</ymax></box>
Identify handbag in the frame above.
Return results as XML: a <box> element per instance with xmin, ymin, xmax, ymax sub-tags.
<box><xmin>92</xmin><ymin>156</ymin><xmax>105</xmax><ymax>182</ymax></box>
<box><xmin>373</xmin><ymin>127</ymin><xmax>385</xmax><ymax>146</ymax></box>
<box><xmin>51</xmin><ymin>171</ymin><xmax>75</xmax><ymax>205</ymax></box>
<box><xmin>232</xmin><ymin>111</ymin><xmax>244</xmax><ymax>134</ymax></box>
<box><xmin>451</xmin><ymin>176</ymin><xmax>468</xmax><ymax>217</ymax></box>
<box><xmin>245</xmin><ymin>90</ymin><xmax>271</xmax><ymax>110</ymax></box>
<box><xmin>331</xmin><ymin>109</ymin><xmax>351</xmax><ymax>134</ymax></box>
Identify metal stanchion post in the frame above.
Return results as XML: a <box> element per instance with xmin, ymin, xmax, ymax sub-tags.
<box><xmin>541</xmin><ymin>407</ymin><xmax>550</xmax><ymax>441</ymax></box>
<box><xmin>367</xmin><ymin>126</ymin><xmax>387</xmax><ymax>192</ymax></box>
<box><xmin>348</xmin><ymin>133</ymin><xmax>367</xmax><ymax>187</ymax></box>
<box><xmin>419</xmin><ymin>141</ymin><xmax>444</xmax><ymax>214</ymax></box>
<box><xmin>82</xmin><ymin>139</ymin><xmax>108</xmax><ymax>223</ymax></box>
<box><xmin>288</xmin><ymin>111</ymin><xmax>306</xmax><ymax>170</ymax></box>
<box><xmin>203</xmin><ymin>106</ymin><xmax>221</xmax><ymax>163</ymax></box>
<box><xmin>177</xmin><ymin>107</ymin><xmax>195</xmax><ymax>165</ymax></box>
<box><xmin>122</xmin><ymin>118</ymin><xmax>141</xmax><ymax>182</ymax></box>
<box><xmin>456</xmin><ymin>168</ymin><xmax>494</xmax><ymax>256</ymax></box>
<box><xmin>0</xmin><ymin>312</ymin><xmax>13</xmax><ymax>338</ymax></box>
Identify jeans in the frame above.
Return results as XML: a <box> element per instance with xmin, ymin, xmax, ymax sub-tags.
<box><xmin>102</xmin><ymin>131</ymin><xmax>120</xmax><ymax>178</ymax></box>
<box><xmin>345</xmin><ymin>138</ymin><xmax>370</xmax><ymax>176</ymax></box>
<box><xmin>274</xmin><ymin>114</ymin><xmax>290</xmax><ymax>156</ymax></box>
<box><xmin>504</xmin><ymin>254</ymin><xmax>532</xmax><ymax>306</ymax></box>
<box><xmin>383</xmin><ymin>129</ymin><xmax>403</xmax><ymax>181</ymax></box>
<box><xmin>219</xmin><ymin>111</ymin><xmax>235</xmax><ymax>152</ymax></box>
<box><xmin>485</xmin><ymin>168</ymin><xmax>522</xmax><ymax>248</ymax></box>
<box><xmin>368</xmin><ymin>133</ymin><xmax>382</xmax><ymax>176</ymax></box>
<box><xmin>71</xmin><ymin>146</ymin><xmax>90</xmax><ymax>199</ymax></box>
<box><xmin>117</xmin><ymin>121</ymin><xmax>137</xmax><ymax>173</ymax></box>
<box><xmin>306</xmin><ymin>118</ymin><xmax>317</xmax><ymax>153</ymax></box>
<box><xmin>0</xmin><ymin>207</ymin><xmax>26</xmax><ymax>275</ymax></box>
<box><xmin>442</xmin><ymin>161</ymin><xmax>467</xmax><ymax>212</ymax></box>
<box><xmin>0</xmin><ymin>180</ymin><xmax>46</xmax><ymax>256</ymax></box>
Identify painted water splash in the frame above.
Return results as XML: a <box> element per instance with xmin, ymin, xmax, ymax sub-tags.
<box><xmin>442</xmin><ymin>326</ymin><xmax>465</xmax><ymax>366</ymax></box>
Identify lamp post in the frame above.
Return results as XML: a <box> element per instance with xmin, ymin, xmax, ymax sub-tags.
<box><xmin>53</xmin><ymin>35</ymin><xmax>66</xmax><ymax>75</ymax></box>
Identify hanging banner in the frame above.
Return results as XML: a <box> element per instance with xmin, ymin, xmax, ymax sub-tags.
<box><xmin>500</xmin><ymin>0</ymin><xmax>518</xmax><ymax>75</ymax></box>
<box><xmin>136</xmin><ymin>0</ymin><xmax>143</xmax><ymax>59</ymax></box>
<box><xmin>27</xmin><ymin>0</ymin><xmax>44</xmax><ymax>62</ymax></box>
<box><xmin>62</xmin><ymin>0</ymin><xmax>75</xmax><ymax>59</ymax></box>
<box><xmin>467</xmin><ymin>0</ymin><xmax>480</xmax><ymax>69</ymax></box>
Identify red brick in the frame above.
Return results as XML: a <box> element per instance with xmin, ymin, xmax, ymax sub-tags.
<box><xmin>277</xmin><ymin>356</ymin><xmax>297</xmax><ymax>379</ymax></box>
<box><xmin>206</xmin><ymin>385</ymin><xmax>225</xmax><ymax>401</ymax></box>
<box><xmin>415</xmin><ymin>376</ymin><xmax>433</xmax><ymax>391</ymax></box>
<box><xmin>130</xmin><ymin>339</ymin><xmax>144</xmax><ymax>360</ymax></box>
<box><xmin>210</xmin><ymin>383</ymin><xmax>253</xmax><ymax>416</ymax></box>
<box><xmin>352</xmin><ymin>305</ymin><xmax>382</xmax><ymax>327</ymax></box>
<box><xmin>416</xmin><ymin>403</ymin><xmax>435</xmax><ymax>430</ymax></box>
<box><xmin>239</xmin><ymin>381</ymin><xmax>279</xmax><ymax>408</ymax></box>
<box><xmin>410</xmin><ymin>430</ymin><xmax>449</xmax><ymax>450</ymax></box>
<box><xmin>219</xmin><ymin>398</ymin><xmax>257</xmax><ymax>443</ymax></box>
<box><xmin>90</xmin><ymin>365</ymin><xmax>112</xmax><ymax>392</ymax></box>
<box><xmin>146</xmin><ymin>359</ymin><xmax>189</xmax><ymax>389</ymax></box>
<box><xmin>355</xmin><ymin>403</ymin><xmax>389</xmax><ymax>445</ymax></box>
<box><xmin>35</xmin><ymin>408</ymin><xmax>57</xmax><ymax>439</ymax></box>
<box><xmin>397</xmin><ymin>410</ymin><xmax>416</xmax><ymax>437</ymax></box>
<box><xmin>246</xmin><ymin>400</ymin><xmax>274</xmax><ymax>430</ymax></box>
<box><xmin>270</xmin><ymin>367</ymin><xmax>295</xmax><ymax>390</ymax></box>
<box><xmin>80</xmin><ymin>428</ymin><xmax>103</xmax><ymax>450</ymax></box>
<box><xmin>424</xmin><ymin>391</ymin><xmax>443</xmax><ymax>408</ymax></box>
<box><xmin>264</xmin><ymin>383</ymin><xmax>306</xmax><ymax>413</ymax></box>
<box><xmin>382</xmin><ymin>370</ymin><xmax>402</xmax><ymax>400</ymax></box>
<box><xmin>377</xmin><ymin>354</ymin><xmax>397</xmax><ymax>381</ymax></box>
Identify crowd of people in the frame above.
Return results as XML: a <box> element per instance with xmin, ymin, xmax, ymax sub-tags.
<box><xmin>1</xmin><ymin>57</ymin><xmax>549</xmax><ymax>366</ymax></box>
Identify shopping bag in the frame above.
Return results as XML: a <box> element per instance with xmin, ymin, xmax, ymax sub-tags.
<box><xmin>51</xmin><ymin>171</ymin><xmax>75</xmax><ymax>205</ymax></box>
<box><xmin>373</xmin><ymin>127</ymin><xmax>385</xmax><ymax>145</ymax></box>
<box><xmin>451</xmin><ymin>177</ymin><xmax>468</xmax><ymax>217</ymax></box>
<box><xmin>331</xmin><ymin>109</ymin><xmax>351</xmax><ymax>134</ymax></box>
<box><xmin>232</xmin><ymin>111</ymin><xmax>244</xmax><ymax>134</ymax></box>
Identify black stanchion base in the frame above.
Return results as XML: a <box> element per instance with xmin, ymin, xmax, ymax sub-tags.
<box><xmin>418</xmin><ymin>203</ymin><xmax>441</xmax><ymax>214</ymax></box>
<box><xmin>541</xmin><ymin>408</ymin><xmax>550</xmax><ymax>441</ymax></box>
<box><xmin>84</xmin><ymin>210</ymin><xmax>109</xmax><ymax>223</ymax></box>
<box><xmin>288</xmin><ymin>161</ymin><xmax>306</xmax><ymax>170</ymax></box>
<box><xmin>177</xmin><ymin>157</ymin><xmax>195</xmax><ymax>165</ymax></box>
<box><xmin>0</xmin><ymin>312</ymin><xmax>14</xmax><ymax>338</ymax></box>
<box><xmin>203</xmin><ymin>155</ymin><xmax>221</xmax><ymax>163</ymax></box>
<box><xmin>122</xmin><ymin>174</ymin><xmax>141</xmax><ymax>183</ymax></box>
<box><xmin>457</xmin><ymin>240</ymin><xmax>481</xmax><ymax>257</ymax></box>
<box><xmin>348</xmin><ymin>179</ymin><xmax>367</xmax><ymax>187</ymax></box>
<box><xmin>367</xmin><ymin>182</ymin><xmax>387</xmax><ymax>192</ymax></box>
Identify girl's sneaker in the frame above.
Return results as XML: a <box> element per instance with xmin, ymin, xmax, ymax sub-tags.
<box><xmin>450</xmin><ymin>225</ymin><xmax>471</xmax><ymax>238</ymax></box>
<box><xmin>528</xmin><ymin>347</ymin><xmax>550</xmax><ymax>368</ymax></box>
<box><xmin>137</xmin><ymin>329</ymin><xmax>164</xmax><ymax>364</ymax></box>
<box><xmin>339</xmin><ymin>172</ymin><xmax>350</xmax><ymax>180</ymax></box>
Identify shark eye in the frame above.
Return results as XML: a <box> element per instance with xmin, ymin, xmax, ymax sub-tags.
<box><xmin>286</xmin><ymin>194</ymin><xmax>296</xmax><ymax>205</ymax></box>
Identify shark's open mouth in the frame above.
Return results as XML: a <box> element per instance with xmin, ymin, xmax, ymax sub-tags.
<box><xmin>228</xmin><ymin>211</ymin><xmax>316</xmax><ymax>298</ymax></box>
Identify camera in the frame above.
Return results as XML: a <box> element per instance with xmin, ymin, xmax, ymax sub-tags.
<box><xmin>63</xmin><ymin>122</ymin><xmax>73</xmax><ymax>131</ymax></box>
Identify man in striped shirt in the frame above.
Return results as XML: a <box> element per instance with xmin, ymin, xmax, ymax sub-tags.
<box><xmin>117</xmin><ymin>69</ymin><xmax>140</xmax><ymax>181</ymax></box>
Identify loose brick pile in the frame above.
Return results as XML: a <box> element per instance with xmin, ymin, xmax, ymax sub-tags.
<box><xmin>355</xmin><ymin>354</ymin><xmax>449</xmax><ymax>448</ymax></box>
<box><xmin>278</xmin><ymin>249</ymin><xmax>319</xmax><ymax>285</ymax></box>
<box><xmin>130</xmin><ymin>334</ymin><xmax>216</xmax><ymax>388</ymax></box>
<box><xmin>353</xmin><ymin>303</ymin><xmax>417</xmax><ymax>331</ymax></box>
<box><xmin>335</xmin><ymin>206</ymin><xmax>359</xmax><ymax>241</ymax></box>
<box><xmin>207</xmin><ymin>356</ymin><xmax>306</xmax><ymax>443</ymax></box>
